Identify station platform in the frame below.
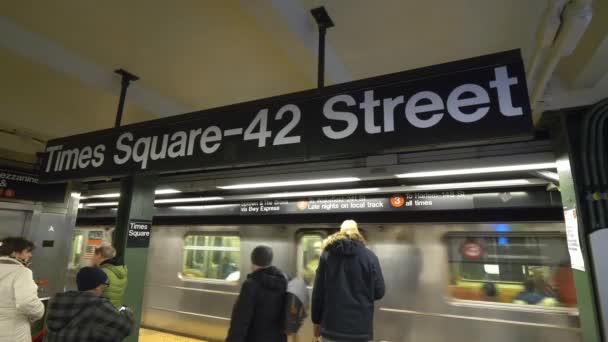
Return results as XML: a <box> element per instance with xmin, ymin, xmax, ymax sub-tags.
<box><xmin>139</xmin><ymin>328</ymin><xmax>206</xmax><ymax>342</ymax></box>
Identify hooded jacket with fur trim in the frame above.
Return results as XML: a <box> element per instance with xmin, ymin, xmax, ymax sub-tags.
<box><xmin>311</xmin><ymin>232</ymin><xmax>385</xmax><ymax>342</ymax></box>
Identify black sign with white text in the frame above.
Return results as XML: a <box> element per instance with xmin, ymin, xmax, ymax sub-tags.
<box><xmin>40</xmin><ymin>50</ymin><xmax>532</xmax><ymax>181</ymax></box>
<box><xmin>80</xmin><ymin>190</ymin><xmax>563</xmax><ymax>221</ymax></box>
<box><xmin>126</xmin><ymin>220</ymin><xmax>152</xmax><ymax>248</ymax></box>
<box><xmin>0</xmin><ymin>168</ymin><xmax>66</xmax><ymax>202</ymax></box>
<box><xmin>238</xmin><ymin>192</ymin><xmax>475</xmax><ymax>215</ymax></box>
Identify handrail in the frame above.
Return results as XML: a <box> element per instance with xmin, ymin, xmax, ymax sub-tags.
<box><xmin>380</xmin><ymin>307</ymin><xmax>580</xmax><ymax>332</ymax></box>
<box><xmin>146</xmin><ymin>283</ymin><xmax>239</xmax><ymax>296</ymax></box>
<box><xmin>148</xmin><ymin>306</ymin><xmax>230</xmax><ymax>321</ymax></box>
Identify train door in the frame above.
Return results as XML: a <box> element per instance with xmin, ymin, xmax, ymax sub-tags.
<box><xmin>293</xmin><ymin>226</ymin><xmax>391</xmax><ymax>342</ymax></box>
<box><xmin>294</xmin><ymin>230</ymin><xmax>325</xmax><ymax>342</ymax></box>
<box><xmin>0</xmin><ymin>208</ymin><xmax>28</xmax><ymax>238</ymax></box>
<box><xmin>65</xmin><ymin>227</ymin><xmax>109</xmax><ymax>290</ymax></box>
<box><xmin>295</xmin><ymin>228</ymin><xmax>377</xmax><ymax>341</ymax></box>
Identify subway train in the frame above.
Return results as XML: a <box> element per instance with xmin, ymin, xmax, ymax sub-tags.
<box><xmin>71</xmin><ymin>220</ymin><xmax>581</xmax><ymax>342</ymax></box>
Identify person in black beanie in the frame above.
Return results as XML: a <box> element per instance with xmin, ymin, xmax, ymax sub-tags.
<box><xmin>226</xmin><ymin>245</ymin><xmax>288</xmax><ymax>342</ymax></box>
<box><xmin>44</xmin><ymin>267</ymin><xmax>134</xmax><ymax>342</ymax></box>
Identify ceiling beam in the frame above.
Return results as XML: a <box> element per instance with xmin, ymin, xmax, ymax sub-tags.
<box><xmin>240</xmin><ymin>0</ymin><xmax>352</xmax><ymax>86</ymax></box>
<box><xmin>558</xmin><ymin>0</ymin><xmax>608</xmax><ymax>89</ymax></box>
<box><xmin>541</xmin><ymin>75</ymin><xmax>608</xmax><ymax>111</ymax></box>
<box><xmin>0</xmin><ymin>16</ymin><xmax>192</xmax><ymax>118</ymax></box>
<box><xmin>0</xmin><ymin>146</ymin><xmax>38</xmax><ymax>165</ymax></box>
<box><xmin>0</xmin><ymin>119</ymin><xmax>51</xmax><ymax>144</ymax></box>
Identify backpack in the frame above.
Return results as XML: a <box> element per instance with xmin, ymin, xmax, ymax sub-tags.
<box><xmin>284</xmin><ymin>278</ymin><xmax>308</xmax><ymax>334</ymax></box>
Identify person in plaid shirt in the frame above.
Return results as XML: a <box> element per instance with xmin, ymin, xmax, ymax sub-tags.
<box><xmin>44</xmin><ymin>267</ymin><xmax>134</xmax><ymax>342</ymax></box>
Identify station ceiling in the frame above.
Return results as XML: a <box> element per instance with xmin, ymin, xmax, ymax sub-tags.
<box><xmin>1</xmin><ymin>0</ymin><xmax>607</xmax><ymax>165</ymax></box>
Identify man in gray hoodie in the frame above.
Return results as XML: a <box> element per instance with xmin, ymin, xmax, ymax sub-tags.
<box><xmin>44</xmin><ymin>267</ymin><xmax>134</xmax><ymax>342</ymax></box>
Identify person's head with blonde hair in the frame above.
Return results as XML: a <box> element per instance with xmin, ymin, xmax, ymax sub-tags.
<box><xmin>323</xmin><ymin>219</ymin><xmax>365</xmax><ymax>249</ymax></box>
<box><xmin>92</xmin><ymin>243</ymin><xmax>116</xmax><ymax>266</ymax></box>
<box><xmin>340</xmin><ymin>220</ymin><xmax>359</xmax><ymax>234</ymax></box>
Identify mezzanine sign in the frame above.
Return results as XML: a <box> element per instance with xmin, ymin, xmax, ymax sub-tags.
<box><xmin>0</xmin><ymin>168</ymin><xmax>66</xmax><ymax>202</ymax></box>
<box><xmin>39</xmin><ymin>50</ymin><xmax>532</xmax><ymax>181</ymax></box>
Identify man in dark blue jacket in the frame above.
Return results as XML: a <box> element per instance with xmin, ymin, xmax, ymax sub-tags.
<box><xmin>226</xmin><ymin>245</ymin><xmax>288</xmax><ymax>342</ymax></box>
<box><xmin>312</xmin><ymin>220</ymin><xmax>385</xmax><ymax>342</ymax></box>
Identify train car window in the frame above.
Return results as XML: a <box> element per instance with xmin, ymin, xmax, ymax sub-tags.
<box><xmin>445</xmin><ymin>233</ymin><xmax>577</xmax><ymax>308</ymax></box>
<box><xmin>68</xmin><ymin>230</ymin><xmax>84</xmax><ymax>270</ymax></box>
<box><xmin>297</xmin><ymin>234</ymin><xmax>324</xmax><ymax>286</ymax></box>
<box><xmin>182</xmin><ymin>234</ymin><xmax>241</xmax><ymax>281</ymax></box>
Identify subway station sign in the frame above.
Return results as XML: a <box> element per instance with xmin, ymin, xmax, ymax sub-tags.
<box><xmin>126</xmin><ymin>220</ymin><xmax>152</xmax><ymax>248</ymax></box>
<box><xmin>40</xmin><ymin>50</ymin><xmax>532</xmax><ymax>181</ymax></box>
<box><xmin>238</xmin><ymin>192</ymin><xmax>476</xmax><ymax>214</ymax></box>
<box><xmin>0</xmin><ymin>168</ymin><xmax>66</xmax><ymax>202</ymax></box>
<box><xmin>77</xmin><ymin>190</ymin><xmax>562</xmax><ymax>220</ymax></box>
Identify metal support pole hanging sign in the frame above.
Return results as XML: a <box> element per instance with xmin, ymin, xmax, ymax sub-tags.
<box><xmin>311</xmin><ymin>6</ymin><xmax>335</xmax><ymax>88</ymax></box>
<box><xmin>39</xmin><ymin>50</ymin><xmax>533</xmax><ymax>182</ymax></box>
<box><xmin>114</xmin><ymin>69</ymin><xmax>139</xmax><ymax>128</ymax></box>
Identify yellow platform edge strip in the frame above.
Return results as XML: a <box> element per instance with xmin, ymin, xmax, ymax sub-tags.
<box><xmin>139</xmin><ymin>328</ymin><xmax>207</xmax><ymax>342</ymax></box>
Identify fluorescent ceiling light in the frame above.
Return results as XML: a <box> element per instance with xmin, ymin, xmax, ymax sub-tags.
<box><xmin>154</xmin><ymin>197</ymin><xmax>223</xmax><ymax>204</ymax></box>
<box><xmin>89</xmin><ymin>193</ymin><xmax>121</xmax><ymax>198</ymax></box>
<box><xmin>86</xmin><ymin>188</ymin><xmax>181</xmax><ymax>198</ymax></box>
<box><xmin>84</xmin><ymin>202</ymin><xmax>119</xmax><ymax>207</ymax></box>
<box><xmin>84</xmin><ymin>196</ymin><xmax>222</xmax><ymax>207</ymax></box>
<box><xmin>411</xmin><ymin>179</ymin><xmax>532</xmax><ymax>190</ymax></box>
<box><xmin>396</xmin><ymin>163</ymin><xmax>557</xmax><ymax>178</ymax></box>
<box><xmin>265</xmin><ymin>187</ymin><xmax>380</xmax><ymax>198</ymax></box>
<box><xmin>155</xmin><ymin>188</ymin><xmax>182</xmax><ymax>195</ymax></box>
<box><xmin>218</xmin><ymin>177</ymin><xmax>360</xmax><ymax>190</ymax></box>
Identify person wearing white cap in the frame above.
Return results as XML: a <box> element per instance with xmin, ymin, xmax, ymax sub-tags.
<box><xmin>311</xmin><ymin>220</ymin><xmax>385</xmax><ymax>342</ymax></box>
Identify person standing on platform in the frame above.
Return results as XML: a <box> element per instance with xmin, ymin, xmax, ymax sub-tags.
<box><xmin>312</xmin><ymin>220</ymin><xmax>386</xmax><ymax>342</ymax></box>
<box><xmin>92</xmin><ymin>244</ymin><xmax>128</xmax><ymax>308</ymax></box>
<box><xmin>0</xmin><ymin>237</ymin><xmax>45</xmax><ymax>342</ymax></box>
<box><xmin>44</xmin><ymin>267</ymin><xmax>134</xmax><ymax>342</ymax></box>
<box><xmin>226</xmin><ymin>245</ymin><xmax>288</xmax><ymax>342</ymax></box>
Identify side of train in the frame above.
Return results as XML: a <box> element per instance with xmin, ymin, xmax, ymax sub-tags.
<box><xmin>71</xmin><ymin>221</ymin><xmax>581</xmax><ymax>342</ymax></box>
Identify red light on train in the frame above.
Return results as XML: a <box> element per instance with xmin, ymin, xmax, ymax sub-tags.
<box><xmin>462</xmin><ymin>241</ymin><xmax>483</xmax><ymax>259</ymax></box>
